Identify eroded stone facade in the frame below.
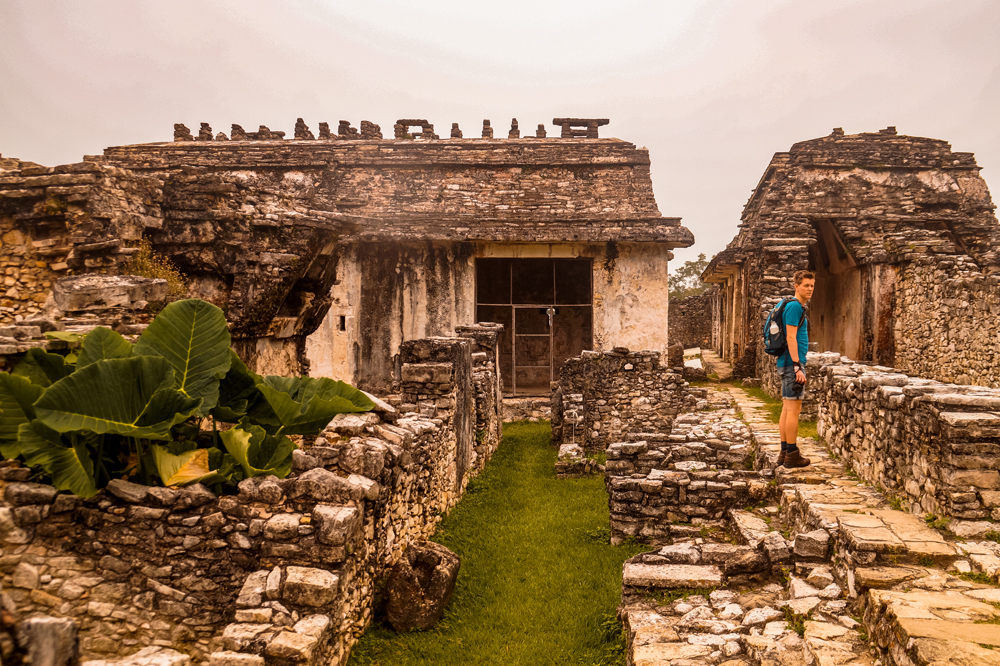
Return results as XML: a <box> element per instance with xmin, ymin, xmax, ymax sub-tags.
<box><xmin>702</xmin><ymin>128</ymin><xmax>1000</xmax><ymax>395</ymax></box>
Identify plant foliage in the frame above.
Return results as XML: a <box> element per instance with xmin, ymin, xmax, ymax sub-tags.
<box><xmin>668</xmin><ymin>253</ymin><xmax>712</xmax><ymax>299</ymax></box>
<box><xmin>0</xmin><ymin>298</ymin><xmax>375</xmax><ymax>498</ymax></box>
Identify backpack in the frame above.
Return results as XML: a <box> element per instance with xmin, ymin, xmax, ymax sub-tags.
<box><xmin>762</xmin><ymin>297</ymin><xmax>806</xmax><ymax>357</ymax></box>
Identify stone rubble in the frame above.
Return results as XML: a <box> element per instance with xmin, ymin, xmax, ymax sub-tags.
<box><xmin>617</xmin><ymin>382</ymin><xmax>1000</xmax><ymax>666</ymax></box>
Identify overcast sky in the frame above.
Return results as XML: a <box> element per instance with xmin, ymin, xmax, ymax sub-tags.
<box><xmin>2</xmin><ymin>0</ymin><xmax>998</xmax><ymax>270</ymax></box>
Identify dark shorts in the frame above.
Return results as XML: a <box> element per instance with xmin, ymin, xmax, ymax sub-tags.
<box><xmin>779</xmin><ymin>365</ymin><xmax>806</xmax><ymax>400</ymax></box>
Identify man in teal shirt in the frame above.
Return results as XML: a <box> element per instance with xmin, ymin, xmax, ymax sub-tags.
<box><xmin>777</xmin><ymin>270</ymin><xmax>814</xmax><ymax>468</ymax></box>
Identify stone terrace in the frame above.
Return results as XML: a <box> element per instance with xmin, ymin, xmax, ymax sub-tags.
<box><xmin>618</xmin><ymin>385</ymin><xmax>1000</xmax><ymax>666</ymax></box>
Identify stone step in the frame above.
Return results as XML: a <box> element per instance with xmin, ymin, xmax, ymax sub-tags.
<box><xmin>803</xmin><ymin>621</ymin><xmax>875</xmax><ymax>666</ymax></box>
<box><xmin>862</xmin><ymin>588</ymin><xmax>1000</xmax><ymax>666</ymax></box>
<box><xmin>622</xmin><ymin>563</ymin><xmax>724</xmax><ymax>589</ymax></box>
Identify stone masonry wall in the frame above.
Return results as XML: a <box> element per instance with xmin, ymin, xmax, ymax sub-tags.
<box><xmin>814</xmin><ymin>352</ymin><xmax>1000</xmax><ymax>521</ymax></box>
<box><xmin>0</xmin><ymin>159</ymin><xmax>163</xmax><ymax>324</ymax></box>
<box><xmin>0</xmin><ymin>332</ymin><xmax>502</xmax><ymax>665</ymax></box>
<box><xmin>605</xmin><ymin>391</ymin><xmax>771</xmax><ymax>545</ymax></box>
<box><xmin>894</xmin><ymin>257</ymin><xmax>1000</xmax><ymax>388</ymax></box>
<box><xmin>551</xmin><ymin>348</ymin><xmax>694</xmax><ymax>453</ymax></box>
<box><xmin>668</xmin><ymin>292</ymin><xmax>713</xmax><ymax>349</ymax></box>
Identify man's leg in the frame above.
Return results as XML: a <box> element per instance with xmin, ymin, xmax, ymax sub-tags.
<box><xmin>782</xmin><ymin>399</ymin><xmax>802</xmax><ymax>444</ymax></box>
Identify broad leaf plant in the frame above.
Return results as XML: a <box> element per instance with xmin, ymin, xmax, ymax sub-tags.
<box><xmin>0</xmin><ymin>299</ymin><xmax>374</xmax><ymax>497</ymax></box>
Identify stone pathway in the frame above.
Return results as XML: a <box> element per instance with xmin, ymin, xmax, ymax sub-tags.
<box><xmin>701</xmin><ymin>350</ymin><xmax>734</xmax><ymax>382</ymax></box>
<box><xmin>619</xmin><ymin>384</ymin><xmax>1000</xmax><ymax>666</ymax></box>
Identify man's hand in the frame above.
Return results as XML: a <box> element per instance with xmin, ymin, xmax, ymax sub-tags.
<box><xmin>795</xmin><ymin>368</ymin><xmax>806</xmax><ymax>384</ymax></box>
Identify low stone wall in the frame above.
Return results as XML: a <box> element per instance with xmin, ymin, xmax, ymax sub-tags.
<box><xmin>895</xmin><ymin>258</ymin><xmax>1000</xmax><ymax>389</ymax></box>
<box><xmin>605</xmin><ymin>395</ymin><xmax>772</xmax><ymax>545</ymax></box>
<box><xmin>551</xmin><ymin>348</ymin><xmax>693</xmax><ymax>453</ymax></box>
<box><xmin>814</xmin><ymin>354</ymin><xmax>1000</xmax><ymax>520</ymax></box>
<box><xmin>668</xmin><ymin>292</ymin><xmax>713</xmax><ymax>349</ymax></box>
<box><xmin>0</xmin><ymin>333</ymin><xmax>503</xmax><ymax>664</ymax></box>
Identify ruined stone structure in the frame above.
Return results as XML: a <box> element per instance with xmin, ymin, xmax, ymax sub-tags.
<box><xmin>2</xmin><ymin>119</ymin><xmax>694</xmax><ymax>396</ymax></box>
<box><xmin>668</xmin><ymin>292</ymin><xmax>713</xmax><ymax>349</ymax></box>
<box><xmin>0</xmin><ymin>329</ymin><xmax>503</xmax><ymax>664</ymax></box>
<box><xmin>550</xmin><ymin>348</ymin><xmax>696</xmax><ymax>453</ymax></box>
<box><xmin>702</xmin><ymin>128</ymin><xmax>1000</xmax><ymax>393</ymax></box>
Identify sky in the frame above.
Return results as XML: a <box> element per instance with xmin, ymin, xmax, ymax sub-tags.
<box><xmin>1</xmin><ymin>0</ymin><xmax>998</xmax><ymax>270</ymax></box>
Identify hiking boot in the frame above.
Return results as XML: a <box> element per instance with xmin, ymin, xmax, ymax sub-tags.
<box><xmin>783</xmin><ymin>449</ymin><xmax>811</xmax><ymax>468</ymax></box>
<box><xmin>776</xmin><ymin>450</ymin><xmax>786</xmax><ymax>466</ymax></box>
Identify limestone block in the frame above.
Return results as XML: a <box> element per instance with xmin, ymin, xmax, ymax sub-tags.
<box><xmin>18</xmin><ymin>616</ymin><xmax>78</xmax><ymax>666</ymax></box>
<box><xmin>209</xmin><ymin>653</ymin><xmax>264</xmax><ymax>666</ymax></box>
<box><xmin>105</xmin><ymin>479</ymin><xmax>150</xmax><ymax>504</ymax></box>
<box><xmin>236</xmin><ymin>571</ymin><xmax>269</xmax><ymax>608</ymax></box>
<box><xmin>263</xmin><ymin>514</ymin><xmax>302</xmax><ymax>541</ymax></box>
<box><xmin>742</xmin><ymin>606</ymin><xmax>783</xmax><ymax>626</ymax></box>
<box><xmin>5</xmin><ymin>482</ymin><xmax>57</xmax><ymax>506</ymax></box>
<box><xmin>328</xmin><ymin>412</ymin><xmax>379</xmax><ymax>436</ymax></box>
<box><xmin>81</xmin><ymin>647</ymin><xmax>191</xmax><ymax>666</ymax></box>
<box><xmin>789</xmin><ymin>577</ymin><xmax>821</xmax><ymax>598</ymax></box>
<box><xmin>312</xmin><ymin>505</ymin><xmax>361</xmax><ymax>546</ymax></box>
<box><xmin>385</xmin><ymin>541</ymin><xmax>461</xmax><ymax>631</ymax></box>
<box><xmin>289</xmin><ymin>468</ymin><xmax>360</xmax><ymax>502</ymax></box>
<box><xmin>942</xmin><ymin>468</ymin><xmax>1000</xmax><ymax>490</ymax></box>
<box><xmin>221</xmin><ymin>623</ymin><xmax>274</xmax><ymax>652</ymax></box>
<box><xmin>793</xmin><ymin>529</ymin><xmax>830</xmax><ymax>558</ymax></box>
<box><xmin>656</xmin><ymin>542</ymin><xmax>700</xmax><ymax>564</ymax></box>
<box><xmin>347</xmin><ymin>474</ymin><xmax>380</xmax><ymax>500</ymax></box>
<box><xmin>762</xmin><ymin>532</ymin><xmax>791</xmax><ymax>561</ymax></box>
<box><xmin>674</xmin><ymin>606</ymin><xmax>737</xmax><ymax>634</ymax></box>
<box><xmin>401</xmin><ymin>362</ymin><xmax>453</xmax><ymax>384</ymax></box>
<box><xmin>293</xmin><ymin>614</ymin><xmax>331</xmax><ymax>639</ymax></box>
<box><xmin>282</xmin><ymin>566</ymin><xmax>339</xmax><ymax>607</ymax></box>
<box><xmin>264</xmin><ymin>631</ymin><xmax>318</xmax><ymax>661</ymax></box>
<box><xmin>12</xmin><ymin>562</ymin><xmax>40</xmax><ymax>589</ymax></box>
<box><xmin>53</xmin><ymin>275</ymin><xmax>167</xmax><ymax>311</ymax></box>
<box><xmin>783</xmin><ymin>596</ymin><xmax>822</xmax><ymax>615</ymax></box>
<box><xmin>806</xmin><ymin>567</ymin><xmax>835</xmax><ymax>588</ymax></box>
<box><xmin>632</xmin><ymin>643</ymin><xmax>711</xmax><ymax>665</ymax></box>
<box><xmin>622</xmin><ymin>563</ymin><xmax>723</xmax><ymax>589</ymax></box>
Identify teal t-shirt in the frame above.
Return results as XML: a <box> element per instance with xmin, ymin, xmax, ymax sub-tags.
<box><xmin>777</xmin><ymin>299</ymin><xmax>809</xmax><ymax>367</ymax></box>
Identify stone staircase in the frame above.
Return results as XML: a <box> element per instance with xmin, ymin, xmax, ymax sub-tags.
<box><xmin>619</xmin><ymin>385</ymin><xmax>1000</xmax><ymax>666</ymax></box>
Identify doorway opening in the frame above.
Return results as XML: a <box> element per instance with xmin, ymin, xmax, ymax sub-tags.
<box><xmin>475</xmin><ymin>258</ymin><xmax>593</xmax><ymax>396</ymax></box>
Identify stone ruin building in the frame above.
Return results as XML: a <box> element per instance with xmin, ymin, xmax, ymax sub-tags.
<box><xmin>701</xmin><ymin>127</ymin><xmax>1000</xmax><ymax>389</ymax></box>
<box><xmin>0</xmin><ymin>116</ymin><xmax>693</xmax><ymax>399</ymax></box>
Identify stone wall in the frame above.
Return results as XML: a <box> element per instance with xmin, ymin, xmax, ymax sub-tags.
<box><xmin>813</xmin><ymin>352</ymin><xmax>1000</xmax><ymax>520</ymax></box>
<box><xmin>894</xmin><ymin>257</ymin><xmax>1000</xmax><ymax>388</ymax></box>
<box><xmin>668</xmin><ymin>292</ymin><xmax>713</xmax><ymax>349</ymax></box>
<box><xmin>605</xmin><ymin>394</ymin><xmax>771</xmax><ymax>545</ymax></box>
<box><xmin>550</xmin><ymin>348</ymin><xmax>694</xmax><ymax>453</ymax></box>
<box><xmin>0</xmin><ymin>159</ymin><xmax>163</xmax><ymax>325</ymax></box>
<box><xmin>0</xmin><ymin>333</ymin><xmax>502</xmax><ymax>664</ymax></box>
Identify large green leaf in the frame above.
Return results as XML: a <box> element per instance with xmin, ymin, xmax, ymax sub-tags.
<box><xmin>18</xmin><ymin>421</ymin><xmax>98</xmax><ymax>498</ymax></box>
<box><xmin>77</xmin><ymin>327</ymin><xmax>134</xmax><ymax>368</ymax></box>
<box><xmin>0</xmin><ymin>373</ymin><xmax>45</xmax><ymax>459</ymax></box>
<box><xmin>34</xmin><ymin>356</ymin><xmax>201</xmax><ymax>440</ymax></box>
<box><xmin>211</xmin><ymin>349</ymin><xmax>263</xmax><ymax>423</ymax></box>
<box><xmin>134</xmin><ymin>299</ymin><xmax>232</xmax><ymax>416</ymax></box>
<box><xmin>12</xmin><ymin>348</ymin><xmax>73</xmax><ymax>387</ymax></box>
<box><xmin>255</xmin><ymin>375</ymin><xmax>375</xmax><ymax>435</ymax></box>
<box><xmin>220</xmin><ymin>423</ymin><xmax>294</xmax><ymax>479</ymax></box>
<box><xmin>150</xmin><ymin>444</ymin><xmax>229</xmax><ymax>487</ymax></box>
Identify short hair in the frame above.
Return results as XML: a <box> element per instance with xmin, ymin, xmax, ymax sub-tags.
<box><xmin>793</xmin><ymin>270</ymin><xmax>815</xmax><ymax>285</ymax></box>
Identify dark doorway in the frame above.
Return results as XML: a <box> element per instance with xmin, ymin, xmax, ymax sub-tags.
<box><xmin>476</xmin><ymin>258</ymin><xmax>593</xmax><ymax>395</ymax></box>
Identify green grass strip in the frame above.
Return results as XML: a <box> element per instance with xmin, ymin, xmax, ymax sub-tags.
<box><xmin>348</xmin><ymin>421</ymin><xmax>649</xmax><ymax>666</ymax></box>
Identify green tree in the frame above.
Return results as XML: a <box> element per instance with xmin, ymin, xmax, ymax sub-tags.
<box><xmin>668</xmin><ymin>253</ymin><xmax>712</xmax><ymax>299</ymax></box>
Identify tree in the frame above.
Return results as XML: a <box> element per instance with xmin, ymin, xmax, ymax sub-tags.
<box><xmin>668</xmin><ymin>253</ymin><xmax>712</xmax><ymax>299</ymax></box>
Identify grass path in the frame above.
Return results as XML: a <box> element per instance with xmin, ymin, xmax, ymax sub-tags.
<box><xmin>347</xmin><ymin>421</ymin><xmax>647</xmax><ymax>666</ymax></box>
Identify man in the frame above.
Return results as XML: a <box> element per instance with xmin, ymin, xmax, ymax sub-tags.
<box><xmin>777</xmin><ymin>270</ymin><xmax>814</xmax><ymax>468</ymax></box>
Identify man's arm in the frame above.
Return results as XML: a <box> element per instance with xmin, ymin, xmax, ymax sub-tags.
<box><xmin>786</xmin><ymin>323</ymin><xmax>806</xmax><ymax>383</ymax></box>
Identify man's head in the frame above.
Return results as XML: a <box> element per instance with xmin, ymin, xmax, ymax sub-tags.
<box><xmin>794</xmin><ymin>270</ymin><xmax>815</xmax><ymax>302</ymax></box>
